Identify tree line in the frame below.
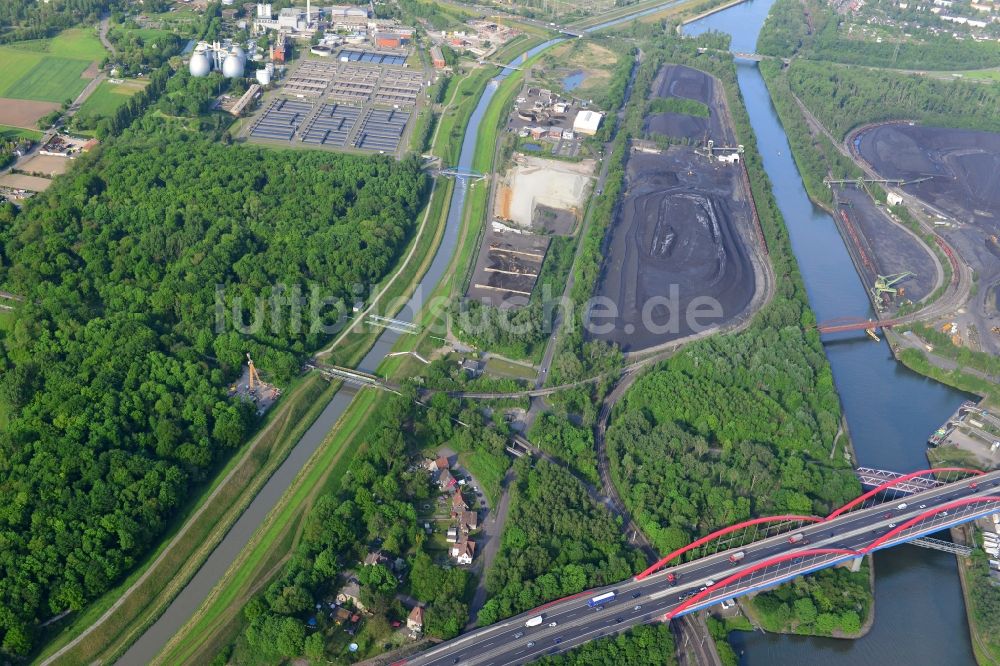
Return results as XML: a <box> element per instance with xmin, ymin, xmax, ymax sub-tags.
<box><xmin>784</xmin><ymin>59</ymin><xmax>1000</xmax><ymax>139</ymax></box>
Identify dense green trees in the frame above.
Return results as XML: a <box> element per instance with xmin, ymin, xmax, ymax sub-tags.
<box><xmin>0</xmin><ymin>120</ymin><xmax>427</xmax><ymax>655</ymax></box>
<box><xmin>0</xmin><ymin>0</ymin><xmax>113</xmax><ymax>43</ymax></box>
<box><xmin>784</xmin><ymin>60</ymin><xmax>1000</xmax><ymax>139</ymax></box>
<box><xmin>758</xmin><ymin>0</ymin><xmax>1000</xmax><ymax>69</ymax></box>
<box><xmin>533</xmin><ymin>624</ymin><xmax>678</xmax><ymax>665</ymax></box>
<box><xmin>750</xmin><ymin>564</ymin><xmax>870</xmax><ymax>637</ymax></box>
<box><xmin>477</xmin><ymin>458</ymin><xmax>642</xmax><ymax>626</ymax></box>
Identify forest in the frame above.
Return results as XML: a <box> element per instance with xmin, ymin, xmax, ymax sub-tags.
<box><xmin>966</xmin><ymin>543</ymin><xmax>1000</xmax><ymax>662</ymax></box>
<box><xmin>475</xmin><ymin>458</ymin><xmax>642</xmax><ymax>626</ymax></box>
<box><xmin>757</xmin><ymin>0</ymin><xmax>1000</xmax><ymax>69</ymax></box>
<box><xmin>0</xmin><ymin>122</ymin><xmax>427</xmax><ymax>655</ymax></box>
<box><xmin>0</xmin><ymin>0</ymin><xmax>113</xmax><ymax>43</ymax></box>
<box><xmin>749</xmin><ymin>563</ymin><xmax>870</xmax><ymax>637</ymax></box>
<box><xmin>533</xmin><ymin>624</ymin><xmax>678</xmax><ymax>666</ymax></box>
<box><xmin>784</xmin><ymin>60</ymin><xmax>1000</xmax><ymax>139</ymax></box>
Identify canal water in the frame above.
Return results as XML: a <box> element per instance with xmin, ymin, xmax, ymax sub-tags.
<box><xmin>684</xmin><ymin>2</ymin><xmax>976</xmax><ymax>663</ymax></box>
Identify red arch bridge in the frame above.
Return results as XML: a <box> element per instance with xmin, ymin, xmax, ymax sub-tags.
<box><xmin>403</xmin><ymin>467</ymin><xmax>1000</xmax><ymax>666</ymax></box>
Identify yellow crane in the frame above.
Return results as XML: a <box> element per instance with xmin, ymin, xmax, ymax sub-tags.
<box><xmin>247</xmin><ymin>353</ymin><xmax>262</xmax><ymax>393</ymax></box>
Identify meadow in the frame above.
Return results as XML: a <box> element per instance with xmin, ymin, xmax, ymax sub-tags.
<box><xmin>0</xmin><ymin>27</ymin><xmax>106</xmax><ymax>103</ymax></box>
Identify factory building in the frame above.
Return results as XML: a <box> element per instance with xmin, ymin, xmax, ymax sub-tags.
<box><xmin>431</xmin><ymin>46</ymin><xmax>446</xmax><ymax>69</ymax></box>
<box><xmin>572</xmin><ymin>110</ymin><xmax>603</xmax><ymax>136</ymax></box>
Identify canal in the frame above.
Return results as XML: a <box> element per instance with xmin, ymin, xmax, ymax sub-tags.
<box><xmin>684</xmin><ymin>2</ymin><xmax>976</xmax><ymax>664</ymax></box>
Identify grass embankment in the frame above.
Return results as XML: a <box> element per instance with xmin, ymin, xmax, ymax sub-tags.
<box><xmin>34</xmin><ymin>374</ymin><xmax>338</xmax><ymax>665</ymax></box>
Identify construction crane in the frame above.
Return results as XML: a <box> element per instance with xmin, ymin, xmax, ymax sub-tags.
<box><xmin>247</xmin><ymin>353</ymin><xmax>262</xmax><ymax>394</ymax></box>
<box><xmin>871</xmin><ymin>272</ymin><xmax>913</xmax><ymax>309</ymax></box>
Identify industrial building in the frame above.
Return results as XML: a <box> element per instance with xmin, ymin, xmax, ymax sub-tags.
<box><xmin>573</xmin><ymin>110</ymin><xmax>604</xmax><ymax>136</ymax></box>
<box><xmin>189</xmin><ymin>41</ymin><xmax>247</xmax><ymax>78</ymax></box>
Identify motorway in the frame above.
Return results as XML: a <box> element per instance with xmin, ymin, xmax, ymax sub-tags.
<box><xmin>404</xmin><ymin>470</ymin><xmax>1000</xmax><ymax>666</ymax></box>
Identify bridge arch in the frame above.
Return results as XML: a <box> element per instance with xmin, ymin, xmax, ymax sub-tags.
<box><xmin>827</xmin><ymin>467</ymin><xmax>984</xmax><ymax>520</ymax></box>
<box><xmin>667</xmin><ymin>547</ymin><xmax>860</xmax><ymax>620</ymax></box>
<box><xmin>635</xmin><ymin>515</ymin><xmax>823</xmax><ymax>581</ymax></box>
<box><xmin>864</xmin><ymin>495</ymin><xmax>1000</xmax><ymax>552</ymax></box>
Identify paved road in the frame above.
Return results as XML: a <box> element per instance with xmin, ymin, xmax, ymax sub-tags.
<box><xmin>402</xmin><ymin>470</ymin><xmax>1000</xmax><ymax>666</ymax></box>
<box><xmin>467</xmin><ymin>467</ymin><xmax>516</xmax><ymax>625</ymax></box>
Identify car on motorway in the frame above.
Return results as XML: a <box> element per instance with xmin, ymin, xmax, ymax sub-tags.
<box><xmin>554</xmin><ymin>637</ymin><xmax>563</xmax><ymax>644</ymax></box>
<box><xmin>514</xmin><ymin>632</ymin><xmax>523</xmax><ymax>639</ymax></box>
<box><xmin>632</xmin><ymin>591</ymin><xmax>642</xmax><ymax>598</ymax></box>
<box><xmin>897</xmin><ymin>502</ymin><xmax>908</xmax><ymax>510</ymax></box>
<box><xmin>970</xmin><ymin>481</ymin><xmax>979</xmax><ymax>489</ymax></box>
<box><xmin>634</xmin><ymin>605</ymin><xmax>642</xmax><ymax>611</ymax></box>
<box><xmin>527</xmin><ymin>641</ymin><xmax>535</xmax><ymax>648</ymax></box>
<box><xmin>889</xmin><ymin>523</ymin><xmax>897</xmax><ymax>528</ymax></box>
<box><xmin>667</xmin><ymin>572</ymin><xmax>678</xmax><ymax>585</ymax></box>
<box><xmin>919</xmin><ymin>504</ymin><xmax>927</xmax><ymax>508</ymax></box>
<box><xmin>884</xmin><ymin>512</ymin><xmax>893</xmax><ymax>518</ymax></box>
<box><xmin>548</xmin><ymin>621</ymin><xmax>557</xmax><ymax>627</ymax></box>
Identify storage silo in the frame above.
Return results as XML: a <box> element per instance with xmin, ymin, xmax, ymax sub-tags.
<box><xmin>255</xmin><ymin>67</ymin><xmax>272</xmax><ymax>85</ymax></box>
<box><xmin>222</xmin><ymin>50</ymin><xmax>245</xmax><ymax>78</ymax></box>
<box><xmin>189</xmin><ymin>49</ymin><xmax>211</xmax><ymax>77</ymax></box>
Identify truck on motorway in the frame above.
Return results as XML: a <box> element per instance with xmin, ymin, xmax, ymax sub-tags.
<box><xmin>729</xmin><ymin>551</ymin><xmax>746</xmax><ymax>563</ymax></box>
<box><xmin>525</xmin><ymin>615</ymin><xmax>544</xmax><ymax>627</ymax></box>
<box><xmin>588</xmin><ymin>592</ymin><xmax>615</xmax><ymax>608</ymax></box>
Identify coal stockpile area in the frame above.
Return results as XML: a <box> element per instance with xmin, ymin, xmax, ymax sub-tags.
<box><xmin>855</xmin><ymin>124</ymin><xmax>1000</xmax><ymax>234</ymax></box>
<box><xmin>591</xmin><ymin>148</ymin><xmax>755</xmax><ymax>351</ymax></box>
<box><xmin>643</xmin><ymin>64</ymin><xmax>730</xmax><ymax>143</ymax></box>
<box><xmin>834</xmin><ymin>187</ymin><xmax>935</xmax><ymax>304</ymax></box>
<box><xmin>467</xmin><ymin>229</ymin><xmax>550</xmax><ymax>307</ymax></box>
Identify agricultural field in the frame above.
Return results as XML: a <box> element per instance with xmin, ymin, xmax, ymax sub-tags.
<box><xmin>76</xmin><ymin>79</ymin><xmax>148</xmax><ymax>118</ymax></box>
<box><xmin>0</xmin><ymin>27</ymin><xmax>107</xmax><ymax>114</ymax></box>
<box><xmin>0</xmin><ymin>124</ymin><xmax>43</xmax><ymax>141</ymax></box>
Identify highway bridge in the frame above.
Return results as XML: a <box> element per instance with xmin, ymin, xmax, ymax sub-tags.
<box><xmin>401</xmin><ymin>467</ymin><xmax>998</xmax><ymax>666</ymax></box>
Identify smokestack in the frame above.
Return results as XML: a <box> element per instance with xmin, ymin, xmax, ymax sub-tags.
<box><xmin>306</xmin><ymin>0</ymin><xmax>310</xmax><ymax>28</ymax></box>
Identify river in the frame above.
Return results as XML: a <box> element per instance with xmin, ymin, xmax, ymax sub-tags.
<box><xmin>684</xmin><ymin>2</ymin><xmax>976</xmax><ymax>663</ymax></box>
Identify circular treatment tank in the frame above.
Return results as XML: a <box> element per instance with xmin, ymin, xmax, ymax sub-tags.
<box><xmin>189</xmin><ymin>51</ymin><xmax>211</xmax><ymax>77</ymax></box>
<box><xmin>255</xmin><ymin>68</ymin><xmax>271</xmax><ymax>85</ymax></box>
<box><xmin>222</xmin><ymin>52</ymin><xmax>245</xmax><ymax>78</ymax></box>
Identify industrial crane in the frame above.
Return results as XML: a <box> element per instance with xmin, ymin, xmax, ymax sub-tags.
<box><xmin>246</xmin><ymin>353</ymin><xmax>262</xmax><ymax>394</ymax></box>
<box><xmin>871</xmin><ymin>272</ymin><xmax>913</xmax><ymax>309</ymax></box>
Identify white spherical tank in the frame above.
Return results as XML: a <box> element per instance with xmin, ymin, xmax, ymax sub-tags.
<box><xmin>189</xmin><ymin>51</ymin><xmax>211</xmax><ymax>77</ymax></box>
<box><xmin>222</xmin><ymin>52</ymin><xmax>245</xmax><ymax>78</ymax></box>
<box><xmin>233</xmin><ymin>45</ymin><xmax>247</xmax><ymax>63</ymax></box>
<box><xmin>255</xmin><ymin>68</ymin><xmax>271</xmax><ymax>85</ymax></box>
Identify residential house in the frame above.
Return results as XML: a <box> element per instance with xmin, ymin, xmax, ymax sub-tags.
<box><xmin>439</xmin><ymin>468</ymin><xmax>457</xmax><ymax>491</ymax></box>
<box><xmin>446</xmin><ymin>526</ymin><xmax>459</xmax><ymax>543</ymax></box>
<box><xmin>336</xmin><ymin>577</ymin><xmax>366</xmax><ymax>611</ymax></box>
<box><xmin>450</xmin><ymin>539</ymin><xmax>476</xmax><ymax>565</ymax></box>
<box><xmin>459</xmin><ymin>510</ymin><xmax>478</xmax><ymax>531</ymax></box>
<box><xmin>363</xmin><ymin>550</ymin><xmax>385</xmax><ymax>566</ymax></box>
<box><xmin>407</xmin><ymin>606</ymin><xmax>425</xmax><ymax>632</ymax></box>
<box><xmin>451</xmin><ymin>488</ymin><xmax>468</xmax><ymax>517</ymax></box>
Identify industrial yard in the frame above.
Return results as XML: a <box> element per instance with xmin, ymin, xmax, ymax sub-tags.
<box><xmin>854</xmin><ymin>122</ymin><xmax>1000</xmax><ymax>354</ymax></box>
<box><xmin>242</xmin><ymin>48</ymin><xmax>425</xmax><ymax>156</ymax></box>
<box><xmin>590</xmin><ymin>65</ymin><xmax>761</xmax><ymax>352</ymax></box>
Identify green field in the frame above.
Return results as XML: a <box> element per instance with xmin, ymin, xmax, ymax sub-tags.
<box><xmin>0</xmin><ymin>49</ymin><xmax>46</xmax><ymax>96</ymax></box>
<box><xmin>0</xmin><ymin>28</ymin><xmax>105</xmax><ymax>102</ymax></box>
<box><xmin>0</xmin><ymin>124</ymin><xmax>43</xmax><ymax>141</ymax></box>
<box><xmin>4</xmin><ymin>57</ymin><xmax>92</xmax><ymax>102</ymax></box>
<box><xmin>76</xmin><ymin>79</ymin><xmax>146</xmax><ymax>117</ymax></box>
<box><xmin>13</xmin><ymin>27</ymin><xmax>107</xmax><ymax>61</ymax></box>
